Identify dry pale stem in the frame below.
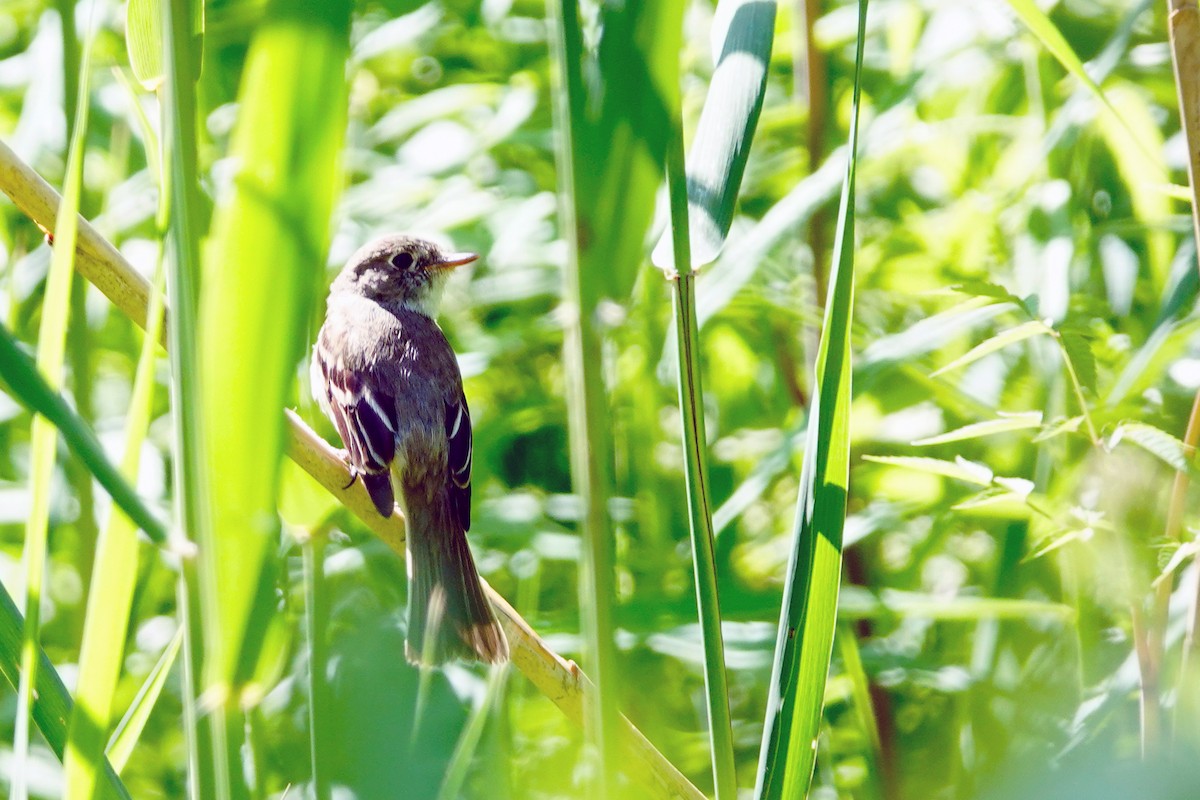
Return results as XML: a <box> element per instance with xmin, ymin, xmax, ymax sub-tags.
<box><xmin>1164</xmin><ymin>0</ymin><xmax>1200</xmax><ymax>749</ymax></box>
<box><xmin>0</xmin><ymin>137</ymin><xmax>703</xmax><ymax>800</ymax></box>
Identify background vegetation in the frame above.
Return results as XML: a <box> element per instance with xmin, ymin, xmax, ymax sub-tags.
<box><xmin>2</xmin><ymin>0</ymin><xmax>1200</xmax><ymax>797</ymax></box>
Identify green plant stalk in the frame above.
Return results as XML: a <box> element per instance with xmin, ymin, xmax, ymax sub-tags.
<box><xmin>547</xmin><ymin>0</ymin><xmax>621</xmax><ymax>793</ymax></box>
<box><xmin>13</xmin><ymin>10</ymin><xmax>95</xmax><ymax>797</ymax></box>
<box><xmin>63</xmin><ymin>266</ymin><xmax>165</xmax><ymax>800</ymax></box>
<box><xmin>194</xmin><ymin>2</ymin><xmax>353</xmax><ymax>798</ymax></box>
<box><xmin>0</xmin><ymin>140</ymin><xmax>705</xmax><ymax>800</ymax></box>
<box><xmin>753</xmin><ymin>1</ymin><xmax>866</xmax><ymax>796</ymax></box>
<box><xmin>836</xmin><ymin>623</ymin><xmax>885</xmax><ymax>800</ymax></box>
<box><xmin>0</xmin><ymin>580</ymin><xmax>130</xmax><ymax>800</ymax></box>
<box><xmin>303</xmin><ymin>533</ymin><xmax>332</xmax><ymax>800</ymax></box>
<box><xmin>665</xmin><ymin>125</ymin><xmax>738</xmax><ymax>800</ymax></box>
<box><xmin>158</xmin><ymin>0</ymin><xmax>214</xmax><ymax>795</ymax></box>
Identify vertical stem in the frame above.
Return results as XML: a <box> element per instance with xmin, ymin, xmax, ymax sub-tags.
<box><xmin>159</xmin><ymin>0</ymin><xmax>219</xmax><ymax>795</ymax></box>
<box><xmin>546</xmin><ymin>0</ymin><xmax>620</xmax><ymax>792</ymax></box>
<box><xmin>304</xmin><ymin>533</ymin><xmax>332</xmax><ymax>800</ymax></box>
<box><xmin>665</xmin><ymin>127</ymin><xmax>738</xmax><ymax>799</ymax></box>
<box><xmin>1164</xmin><ymin>0</ymin><xmax>1200</xmax><ymax>746</ymax></box>
<box><xmin>56</xmin><ymin>0</ymin><xmax>100</xmax><ymax>605</ymax></box>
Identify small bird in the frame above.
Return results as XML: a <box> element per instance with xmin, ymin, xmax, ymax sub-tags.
<box><xmin>310</xmin><ymin>234</ymin><xmax>508</xmax><ymax>665</ymax></box>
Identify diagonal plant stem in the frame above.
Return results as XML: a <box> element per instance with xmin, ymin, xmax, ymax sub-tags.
<box><xmin>0</xmin><ymin>135</ymin><xmax>704</xmax><ymax>800</ymax></box>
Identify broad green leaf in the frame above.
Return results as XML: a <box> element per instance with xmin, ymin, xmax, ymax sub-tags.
<box><xmin>753</xmin><ymin>1</ymin><xmax>863</xmax><ymax>797</ymax></box>
<box><xmin>931</xmin><ymin>320</ymin><xmax>1048</xmax><ymax>377</ymax></box>
<box><xmin>913</xmin><ymin>411</ymin><xmax>1044</xmax><ymax>446</ymax></box>
<box><xmin>1057</xmin><ymin>325</ymin><xmax>1097</xmax><ymax>395</ymax></box>
<box><xmin>193</xmin><ymin>11</ymin><xmax>353</xmax><ymax>800</ymax></box>
<box><xmin>1108</xmin><ymin>422</ymin><xmax>1191</xmax><ymax>473</ymax></box>
<box><xmin>651</xmin><ymin>0</ymin><xmax>777</xmax><ymax>269</ymax></box>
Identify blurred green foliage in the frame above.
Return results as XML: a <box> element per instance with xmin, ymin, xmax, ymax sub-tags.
<box><xmin>1</xmin><ymin>0</ymin><xmax>1200</xmax><ymax>797</ymax></box>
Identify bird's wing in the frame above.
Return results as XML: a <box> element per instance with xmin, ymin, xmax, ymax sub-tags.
<box><xmin>444</xmin><ymin>393</ymin><xmax>473</xmax><ymax>531</ymax></box>
<box><xmin>315</xmin><ymin>338</ymin><xmax>397</xmax><ymax>477</ymax></box>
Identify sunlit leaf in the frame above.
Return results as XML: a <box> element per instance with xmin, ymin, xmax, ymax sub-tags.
<box><xmin>913</xmin><ymin>412</ymin><xmax>1043</xmax><ymax>446</ymax></box>
<box><xmin>931</xmin><ymin>320</ymin><xmax>1048</xmax><ymax>377</ymax></box>
<box><xmin>1108</xmin><ymin>422</ymin><xmax>1192</xmax><ymax>473</ymax></box>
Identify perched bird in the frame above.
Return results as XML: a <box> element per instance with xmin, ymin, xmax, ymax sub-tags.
<box><xmin>310</xmin><ymin>234</ymin><xmax>508</xmax><ymax>665</ymax></box>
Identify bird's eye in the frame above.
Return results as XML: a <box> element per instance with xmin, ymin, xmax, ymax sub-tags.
<box><xmin>390</xmin><ymin>252</ymin><xmax>415</xmax><ymax>270</ymax></box>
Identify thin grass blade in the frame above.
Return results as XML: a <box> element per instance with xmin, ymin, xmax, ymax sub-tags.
<box><xmin>0</xmin><ymin>324</ymin><xmax>166</xmax><ymax>542</ymax></box>
<box><xmin>13</xmin><ymin>9</ymin><xmax>96</xmax><ymax>797</ymax></box>
<box><xmin>753</xmin><ymin>1</ymin><xmax>867</xmax><ymax>796</ymax></box>
<box><xmin>0</xmin><ymin>579</ymin><xmax>130</xmax><ymax>800</ymax></box>
<box><xmin>63</xmin><ymin>269</ymin><xmax>165</xmax><ymax>800</ymax></box>
<box><xmin>107</xmin><ymin>627</ymin><xmax>184</xmax><ymax>774</ymax></box>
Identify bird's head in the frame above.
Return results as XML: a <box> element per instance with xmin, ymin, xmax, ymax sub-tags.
<box><xmin>333</xmin><ymin>234</ymin><xmax>477</xmax><ymax>316</ymax></box>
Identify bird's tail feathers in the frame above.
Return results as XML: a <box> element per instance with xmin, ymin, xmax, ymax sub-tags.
<box><xmin>405</xmin><ymin>497</ymin><xmax>508</xmax><ymax>665</ymax></box>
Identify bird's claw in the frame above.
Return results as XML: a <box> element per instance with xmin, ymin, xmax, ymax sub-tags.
<box><xmin>338</xmin><ymin>449</ymin><xmax>359</xmax><ymax>490</ymax></box>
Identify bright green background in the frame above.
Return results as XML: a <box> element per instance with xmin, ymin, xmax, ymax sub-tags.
<box><xmin>2</xmin><ymin>0</ymin><xmax>1200</xmax><ymax>797</ymax></box>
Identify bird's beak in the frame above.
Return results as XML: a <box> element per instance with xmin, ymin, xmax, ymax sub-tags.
<box><xmin>430</xmin><ymin>252</ymin><xmax>478</xmax><ymax>271</ymax></box>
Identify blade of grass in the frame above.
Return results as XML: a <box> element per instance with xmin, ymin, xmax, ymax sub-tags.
<box><xmin>753</xmin><ymin>0</ymin><xmax>866</xmax><ymax>796</ymax></box>
<box><xmin>1006</xmin><ymin>0</ymin><xmax>1158</xmax><ymax>165</ymax></box>
<box><xmin>0</xmin><ymin>323</ymin><xmax>167</xmax><ymax>543</ymax></box>
<box><xmin>0</xmin><ymin>578</ymin><xmax>131</xmax><ymax>800</ymax></box>
<box><xmin>835</xmin><ymin>624</ymin><xmax>885</xmax><ymax>800</ymax></box>
<box><xmin>13</xmin><ymin>7</ymin><xmax>97</xmax><ymax>797</ymax></box>
<box><xmin>0</xmin><ymin>138</ymin><xmax>706</xmax><ymax>800</ymax></box>
<box><xmin>107</xmin><ymin>626</ymin><xmax>184</xmax><ymax>774</ymax></box>
<box><xmin>192</xmin><ymin>1</ymin><xmax>352</xmax><ymax>796</ymax></box>
<box><xmin>63</xmin><ymin>264</ymin><xmax>165</xmax><ymax>800</ymax></box>
<box><xmin>437</xmin><ymin>666</ymin><xmax>509</xmax><ymax>800</ymax></box>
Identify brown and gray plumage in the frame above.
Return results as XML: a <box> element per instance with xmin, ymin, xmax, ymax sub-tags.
<box><xmin>311</xmin><ymin>234</ymin><xmax>508</xmax><ymax>665</ymax></box>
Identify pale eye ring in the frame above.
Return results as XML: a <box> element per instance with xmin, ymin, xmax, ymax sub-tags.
<box><xmin>390</xmin><ymin>252</ymin><xmax>414</xmax><ymax>270</ymax></box>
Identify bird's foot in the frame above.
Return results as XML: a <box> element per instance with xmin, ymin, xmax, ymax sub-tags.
<box><xmin>339</xmin><ymin>451</ymin><xmax>359</xmax><ymax>490</ymax></box>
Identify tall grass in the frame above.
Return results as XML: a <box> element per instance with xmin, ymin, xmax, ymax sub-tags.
<box><xmin>13</xmin><ymin>5</ymin><xmax>96</xmax><ymax>797</ymax></box>
<box><xmin>754</xmin><ymin>0</ymin><xmax>866</xmax><ymax>796</ymax></box>
<box><xmin>547</xmin><ymin>0</ymin><xmax>682</xmax><ymax>789</ymax></box>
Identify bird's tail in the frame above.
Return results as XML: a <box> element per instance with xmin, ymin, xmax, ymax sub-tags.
<box><xmin>403</xmin><ymin>494</ymin><xmax>508</xmax><ymax>665</ymax></box>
